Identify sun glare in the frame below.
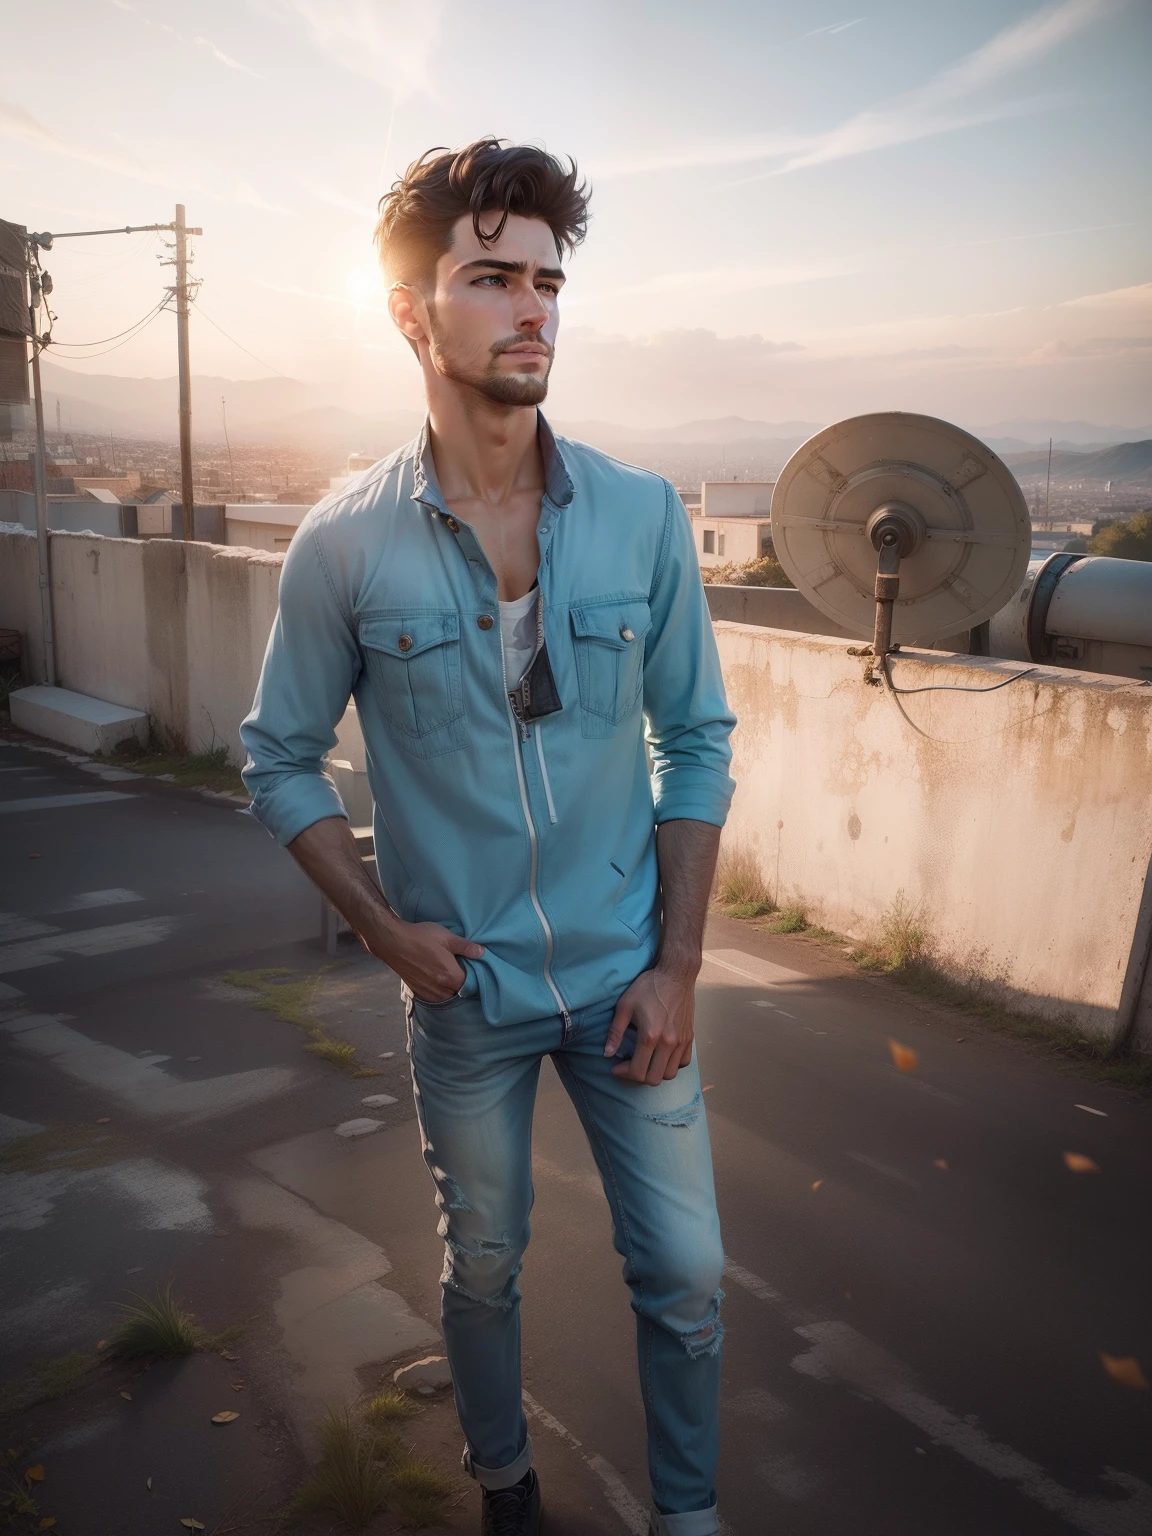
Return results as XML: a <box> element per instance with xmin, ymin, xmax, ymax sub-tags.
<box><xmin>345</xmin><ymin>266</ymin><xmax>385</xmax><ymax>307</ymax></box>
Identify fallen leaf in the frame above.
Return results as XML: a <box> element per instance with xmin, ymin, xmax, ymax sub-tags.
<box><xmin>96</xmin><ymin>1118</ymin><xmax>111</xmax><ymax>1125</ymax></box>
<box><xmin>933</xmin><ymin>1159</ymin><xmax>949</xmax><ymax>1171</ymax></box>
<box><xmin>219</xmin><ymin>1350</ymin><xmax>238</xmax><ymax>1362</ymax></box>
<box><xmin>954</xmin><ymin>1036</ymin><xmax>966</xmax><ymax>1043</ymax></box>
<box><xmin>38</xmin><ymin>1519</ymin><xmax>57</xmax><ymax>1530</ymax></box>
<box><xmin>888</xmin><ymin>1038</ymin><xmax>918</xmax><ymax>1074</ymax></box>
<box><xmin>186</xmin><ymin>1056</ymin><xmax>201</xmax><ymax>1062</ymax></box>
<box><xmin>702</xmin><ymin>1084</ymin><xmax>714</xmax><ymax>1092</ymax></box>
<box><xmin>180</xmin><ymin>1522</ymin><xmax>206</xmax><ymax>1531</ymax></box>
<box><xmin>1063</xmin><ymin>1151</ymin><xmax>1100</xmax><ymax>1173</ymax></box>
<box><xmin>97</xmin><ymin>1339</ymin><xmax>107</xmax><ymax>1350</ymax></box>
<box><xmin>24</xmin><ymin>1465</ymin><xmax>45</xmax><ymax>1482</ymax></box>
<box><xmin>29</xmin><ymin>853</ymin><xmax>41</xmax><ymax>859</ymax></box>
<box><xmin>811</xmin><ymin>1179</ymin><xmax>824</xmax><ymax>1192</ymax></box>
<box><xmin>211</xmin><ymin>1410</ymin><xmax>240</xmax><ymax>1424</ymax></box>
<box><xmin>1100</xmin><ymin>1354</ymin><xmax>1149</xmax><ymax>1390</ymax></box>
<box><xmin>120</xmin><ymin>1390</ymin><xmax>132</xmax><ymax>1401</ymax></box>
<box><xmin>231</xmin><ymin>1382</ymin><xmax>244</xmax><ymax>1392</ymax></box>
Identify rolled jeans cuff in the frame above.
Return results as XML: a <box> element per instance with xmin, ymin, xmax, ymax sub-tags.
<box><xmin>462</xmin><ymin>1435</ymin><xmax>533</xmax><ymax>1490</ymax></box>
<box><xmin>649</xmin><ymin>1502</ymin><xmax>720</xmax><ymax>1536</ymax></box>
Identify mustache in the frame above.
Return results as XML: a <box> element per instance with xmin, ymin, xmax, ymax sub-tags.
<box><xmin>489</xmin><ymin>335</ymin><xmax>554</xmax><ymax>361</ymax></box>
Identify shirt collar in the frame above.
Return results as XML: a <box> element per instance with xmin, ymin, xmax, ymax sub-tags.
<box><xmin>410</xmin><ymin>409</ymin><xmax>574</xmax><ymax>512</ymax></box>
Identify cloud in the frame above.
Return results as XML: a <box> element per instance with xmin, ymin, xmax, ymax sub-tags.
<box><xmin>270</xmin><ymin>0</ymin><xmax>446</xmax><ymax>97</ymax></box>
<box><xmin>802</xmin><ymin>18</ymin><xmax>866</xmax><ymax>39</ymax></box>
<box><xmin>1056</xmin><ymin>281</ymin><xmax>1152</xmax><ymax>309</ymax></box>
<box><xmin>579</xmin><ymin>257</ymin><xmax>863</xmax><ymax>303</ymax></box>
<box><xmin>1033</xmin><ymin>335</ymin><xmax>1152</xmax><ymax>359</ymax></box>
<box><xmin>193</xmin><ymin>37</ymin><xmax>263</xmax><ymax>78</ymax></box>
<box><xmin>601</xmin><ymin>0</ymin><xmax>1115</xmax><ymax>183</ymax></box>
<box><xmin>111</xmin><ymin>1</ymin><xmax>263</xmax><ymax>78</ymax></box>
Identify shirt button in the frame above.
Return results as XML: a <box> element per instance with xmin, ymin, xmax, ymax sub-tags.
<box><xmin>620</xmin><ymin>626</ymin><xmax>635</xmax><ymax>642</ymax></box>
<box><xmin>398</xmin><ymin>634</ymin><xmax>413</xmax><ymax>652</ymax></box>
<box><xmin>445</xmin><ymin>516</ymin><xmax>461</xmax><ymax>533</ymax></box>
<box><xmin>477</xmin><ymin>614</ymin><xmax>494</xmax><ymax>631</ymax></box>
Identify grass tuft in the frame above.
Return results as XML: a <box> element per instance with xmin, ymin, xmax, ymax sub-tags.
<box><xmin>0</xmin><ymin>1123</ymin><xmax>126</xmax><ymax>1175</ymax></box>
<box><xmin>106</xmin><ymin>739</ymin><xmax>248</xmax><ymax>796</ymax></box>
<box><xmin>770</xmin><ymin>905</ymin><xmax>808</xmax><ymax>934</ymax></box>
<box><xmin>851</xmin><ymin>890</ymin><xmax>929</xmax><ymax>973</ymax></box>
<box><xmin>226</xmin><ymin>968</ymin><xmax>369</xmax><ymax>1077</ymax></box>
<box><xmin>362</xmin><ymin>1391</ymin><xmax>420</xmax><ymax>1427</ymax></box>
<box><xmin>0</xmin><ymin>1352</ymin><xmax>97</xmax><ymax>1417</ymax></box>
<box><xmin>293</xmin><ymin>1406</ymin><xmax>391</xmax><ymax>1528</ymax></box>
<box><xmin>714</xmin><ymin>845</ymin><xmax>774</xmax><ymax>919</ymax></box>
<box><xmin>386</xmin><ymin>1450</ymin><xmax>455</xmax><ymax>1527</ymax></box>
<box><xmin>106</xmin><ymin>1281</ymin><xmax>201</xmax><ymax>1360</ymax></box>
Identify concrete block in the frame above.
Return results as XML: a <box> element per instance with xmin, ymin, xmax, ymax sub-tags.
<box><xmin>393</xmin><ymin>1355</ymin><xmax>453</xmax><ymax>1396</ymax></box>
<box><xmin>9</xmin><ymin>685</ymin><xmax>148</xmax><ymax>754</ymax></box>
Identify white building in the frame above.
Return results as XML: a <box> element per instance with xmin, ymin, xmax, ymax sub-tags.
<box><xmin>689</xmin><ymin>481</ymin><xmax>775</xmax><ymax>568</ymax></box>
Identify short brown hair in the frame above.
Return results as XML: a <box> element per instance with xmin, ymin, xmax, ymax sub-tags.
<box><xmin>374</xmin><ymin>138</ymin><xmax>590</xmax><ymax>284</ymax></box>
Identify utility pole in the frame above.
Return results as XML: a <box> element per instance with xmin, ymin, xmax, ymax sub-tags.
<box><xmin>26</xmin><ymin>253</ymin><xmax>56</xmax><ymax>686</ymax></box>
<box><xmin>1044</xmin><ymin>437</ymin><xmax>1053</xmax><ymax>528</ymax></box>
<box><xmin>173</xmin><ymin>204</ymin><xmax>194</xmax><ymax>540</ymax></box>
<box><xmin>221</xmin><ymin>395</ymin><xmax>236</xmax><ymax>498</ymax></box>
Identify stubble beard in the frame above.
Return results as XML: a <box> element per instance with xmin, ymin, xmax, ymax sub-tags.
<box><xmin>428</xmin><ymin>308</ymin><xmax>553</xmax><ymax>408</ymax></box>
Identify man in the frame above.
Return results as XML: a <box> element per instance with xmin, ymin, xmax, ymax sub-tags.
<box><xmin>241</xmin><ymin>139</ymin><xmax>736</xmax><ymax>1536</ymax></box>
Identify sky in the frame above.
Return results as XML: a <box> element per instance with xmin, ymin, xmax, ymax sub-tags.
<box><xmin>2</xmin><ymin>0</ymin><xmax>1150</xmax><ymax>432</ymax></box>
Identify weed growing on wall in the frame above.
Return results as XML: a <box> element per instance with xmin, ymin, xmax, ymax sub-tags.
<box><xmin>714</xmin><ymin>843</ymin><xmax>775</xmax><ymax>918</ymax></box>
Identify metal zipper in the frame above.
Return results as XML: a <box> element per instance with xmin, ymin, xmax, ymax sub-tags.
<box><xmin>498</xmin><ymin>622</ymin><xmax>571</xmax><ymax>1028</ymax></box>
<box><xmin>534</xmin><ymin>726</ymin><xmax>558</xmax><ymax>825</ymax></box>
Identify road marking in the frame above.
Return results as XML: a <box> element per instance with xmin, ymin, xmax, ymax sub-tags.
<box><xmin>53</xmin><ymin>888</ymin><xmax>144</xmax><ymax>912</ymax></box>
<box><xmin>0</xmin><ymin>1157</ymin><xmax>214</xmax><ymax>1234</ymax></box>
<box><xmin>0</xmin><ymin>917</ymin><xmax>181</xmax><ymax>974</ymax></box>
<box><xmin>522</xmin><ymin>1391</ymin><xmax>649</xmax><ymax>1535</ymax></box>
<box><xmin>1075</xmin><ymin>1104</ymin><xmax>1108</xmax><ymax>1117</ymax></box>
<box><xmin>0</xmin><ymin>914</ymin><xmax>59</xmax><ymax>944</ymax></box>
<box><xmin>848</xmin><ymin>1151</ymin><xmax>922</xmax><ymax>1189</ymax></box>
<box><xmin>724</xmin><ymin>1259</ymin><xmax>1152</xmax><ymax>1536</ymax></box>
<box><xmin>749</xmin><ymin>998</ymin><xmax>797</xmax><ymax>1018</ymax></box>
<box><xmin>3</xmin><ymin>1013</ymin><xmax>299</xmax><ymax>1122</ymax></box>
<box><xmin>703</xmin><ymin>948</ymin><xmax>810</xmax><ymax>987</ymax></box>
<box><xmin>0</xmin><ymin>791</ymin><xmax>136</xmax><ymax>814</ymax></box>
<box><xmin>335</xmin><ymin>1118</ymin><xmax>384</xmax><ymax>1137</ymax></box>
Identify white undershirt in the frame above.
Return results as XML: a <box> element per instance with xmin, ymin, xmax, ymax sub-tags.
<box><xmin>499</xmin><ymin>587</ymin><xmax>538</xmax><ymax>689</ymax></box>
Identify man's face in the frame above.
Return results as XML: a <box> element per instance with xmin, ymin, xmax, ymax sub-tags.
<box><xmin>398</xmin><ymin>213</ymin><xmax>565</xmax><ymax>407</ymax></box>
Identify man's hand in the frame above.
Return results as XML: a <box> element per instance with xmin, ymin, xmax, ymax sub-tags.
<box><xmin>603</xmin><ymin>964</ymin><xmax>697</xmax><ymax>1084</ymax></box>
<box><xmin>366</xmin><ymin>915</ymin><xmax>484</xmax><ymax>1004</ymax></box>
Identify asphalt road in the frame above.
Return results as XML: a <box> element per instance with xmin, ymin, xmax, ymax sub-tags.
<box><xmin>2</xmin><ymin>731</ymin><xmax>1150</xmax><ymax>1535</ymax></box>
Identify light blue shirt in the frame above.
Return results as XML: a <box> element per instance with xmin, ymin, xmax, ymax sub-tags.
<box><xmin>241</xmin><ymin>414</ymin><xmax>736</xmax><ymax>1026</ymax></box>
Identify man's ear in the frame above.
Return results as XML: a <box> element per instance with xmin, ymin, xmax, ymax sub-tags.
<box><xmin>388</xmin><ymin>282</ymin><xmax>427</xmax><ymax>357</ymax></box>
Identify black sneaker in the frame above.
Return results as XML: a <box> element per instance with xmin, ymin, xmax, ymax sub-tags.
<box><xmin>481</xmin><ymin>1468</ymin><xmax>542</xmax><ymax>1534</ymax></box>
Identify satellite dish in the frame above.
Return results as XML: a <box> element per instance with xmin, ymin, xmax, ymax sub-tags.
<box><xmin>771</xmin><ymin>412</ymin><xmax>1032</xmax><ymax>655</ymax></box>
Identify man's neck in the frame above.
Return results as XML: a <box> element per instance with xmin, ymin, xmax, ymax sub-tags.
<box><xmin>426</xmin><ymin>389</ymin><xmax>544</xmax><ymax>508</ymax></box>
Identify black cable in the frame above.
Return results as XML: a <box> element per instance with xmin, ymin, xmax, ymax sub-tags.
<box><xmin>190</xmin><ymin>302</ymin><xmax>292</xmax><ymax>378</ymax></box>
<box><xmin>881</xmin><ymin>655</ymin><xmax>1037</xmax><ymax>695</ymax></box>
<box><xmin>42</xmin><ymin>302</ymin><xmax>172</xmax><ymax>360</ymax></box>
<box><xmin>48</xmin><ymin>296</ymin><xmax>169</xmax><ymax>349</ymax></box>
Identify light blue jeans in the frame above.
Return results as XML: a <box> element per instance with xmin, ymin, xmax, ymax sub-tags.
<box><xmin>406</xmin><ymin>991</ymin><xmax>724</xmax><ymax>1536</ymax></box>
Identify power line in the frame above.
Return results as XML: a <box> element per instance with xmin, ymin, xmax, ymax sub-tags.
<box><xmin>190</xmin><ymin>302</ymin><xmax>293</xmax><ymax>378</ymax></box>
<box><xmin>46</xmin><ymin>296</ymin><xmax>170</xmax><ymax>349</ymax></box>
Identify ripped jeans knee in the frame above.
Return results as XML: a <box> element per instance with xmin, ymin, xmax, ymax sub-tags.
<box><xmin>674</xmin><ymin>1289</ymin><xmax>725</xmax><ymax>1359</ymax></box>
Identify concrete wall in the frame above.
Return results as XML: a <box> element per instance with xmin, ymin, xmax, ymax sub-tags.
<box><xmin>2</xmin><ymin>524</ymin><xmax>1148</xmax><ymax>1045</ymax></box>
<box><xmin>690</xmin><ymin>514</ymin><xmax>771</xmax><ymax>569</ymax></box>
<box><xmin>713</xmin><ymin>621</ymin><xmax>1152</xmax><ymax>1044</ymax></box>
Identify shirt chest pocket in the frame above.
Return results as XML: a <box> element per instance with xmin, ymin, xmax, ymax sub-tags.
<box><xmin>569</xmin><ymin>599</ymin><xmax>653</xmax><ymax>738</ymax></box>
<box><xmin>359</xmin><ymin>612</ymin><xmax>469</xmax><ymax>759</ymax></box>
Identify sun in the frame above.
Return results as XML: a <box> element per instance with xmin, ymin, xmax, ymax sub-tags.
<box><xmin>345</xmin><ymin>266</ymin><xmax>385</xmax><ymax>307</ymax></box>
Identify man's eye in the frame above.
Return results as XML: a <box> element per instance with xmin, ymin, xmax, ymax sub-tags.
<box><xmin>537</xmin><ymin>283</ymin><xmax>559</xmax><ymax>295</ymax></box>
<box><xmin>476</xmin><ymin>274</ymin><xmax>506</xmax><ymax>287</ymax></box>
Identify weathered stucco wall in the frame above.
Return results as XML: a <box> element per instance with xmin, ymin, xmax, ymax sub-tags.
<box><xmin>713</xmin><ymin>621</ymin><xmax>1152</xmax><ymax>1042</ymax></box>
<box><xmin>3</xmin><ymin>527</ymin><xmax>1148</xmax><ymax>1043</ymax></box>
<box><xmin>0</xmin><ymin>526</ymin><xmax>282</xmax><ymax>762</ymax></box>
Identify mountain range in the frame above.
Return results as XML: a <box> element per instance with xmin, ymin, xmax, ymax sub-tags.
<box><xmin>32</xmin><ymin>364</ymin><xmax>1152</xmax><ymax>465</ymax></box>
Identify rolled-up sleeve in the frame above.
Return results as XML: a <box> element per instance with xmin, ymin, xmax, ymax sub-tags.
<box><xmin>240</xmin><ymin>520</ymin><xmax>361</xmax><ymax>846</ymax></box>
<box><xmin>644</xmin><ymin>482</ymin><xmax>736</xmax><ymax>827</ymax></box>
